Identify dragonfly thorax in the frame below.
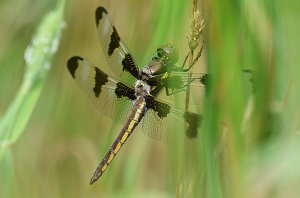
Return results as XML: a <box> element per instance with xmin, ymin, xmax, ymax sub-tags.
<box><xmin>141</xmin><ymin>59</ymin><xmax>164</xmax><ymax>76</ymax></box>
<box><xmin>141</xmin><ymin>43</ymin><xmax>179</xmax><ymax>77</ymax></box>
<box><xmin>135</xmin><ymin>80</ymin><xmax>151</xmax><ymax>97</ymax></box>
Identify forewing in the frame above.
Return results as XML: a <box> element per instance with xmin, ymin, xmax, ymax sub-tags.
<box><xmin>67</xmin><ymin>56</ymin><xmax>136</xmax><ymax>124</ymax></box>
<box><xmin>95</xmin><ymin>7</ymin><xmax>140</xmax><ymax>84</ymax></box>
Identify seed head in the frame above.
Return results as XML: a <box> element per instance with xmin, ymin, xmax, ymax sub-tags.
<box><xmin>187</xmin><ymin>10</ymin><xmax>205</xmax><ymax>51</ymax></box>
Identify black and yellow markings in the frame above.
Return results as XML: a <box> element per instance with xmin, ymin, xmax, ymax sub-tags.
<box><xmin>100</xmin><ymin>163</ymin><xmax>107</xmax><ymax>172</ymax></box>
<box><xmin>112</xmin><ymin>139</ymin><xmax>122</xmax><ymax>154</ymax></box>
<box><xmin>107</xmin><ymin>152</ymin><xmax>114</xmax><ymax>164</ymax></box>
<box><xmin>90</xmin><ymin>100</ymin><xmax>145</xmax><ymax>184</ymax></box>
<box><xmin>90</xmin><ymin>128</ymin><xmax>132</xmax><ymax>184</ymax></box>
<box><xmin>120</xmin><ymin>131</ymin><xmax>129</xmax><ymax>143</ymax></box>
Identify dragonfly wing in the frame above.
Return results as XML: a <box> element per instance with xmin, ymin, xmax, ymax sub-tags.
<box><xmin>95</xmin><ymin>7</ymin><xmax>140</xmax><ymax>84</ymax></box>
<box><xmin>67</xmin><ymin>56</ymin><xmax>136</xmax><ymax>124</ymax></box>
<box><xmin>149</xmin><ymin>72</ymin><xmax>207</xmax><ymax>109</ymax></box>
<box><xmin>142</xmin><ymin>95</ymin><xmax>203</xmax><ymax>142</ymax></box>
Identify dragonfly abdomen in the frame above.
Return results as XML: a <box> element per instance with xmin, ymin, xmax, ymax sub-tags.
<box><xmin>90</xmin><ymin>97</ymin><xmax>146</xmax><ymax>184</ymax></box>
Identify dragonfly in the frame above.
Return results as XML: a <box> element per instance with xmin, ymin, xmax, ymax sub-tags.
<box><xmin>67</xmin><ymin>7</ymin><xmax>207</xmax><ymax>184</ymax></box>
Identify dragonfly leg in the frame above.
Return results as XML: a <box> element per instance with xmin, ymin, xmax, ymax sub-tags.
<box><xmin>179</xmin><ymin>41</ymin><xmax>204</xmax><ymax>72</ymax></box>
<box><xmin>181</xmin><ymin>52</ymin><xmax>190</xmax><ymax>69</ymax></box>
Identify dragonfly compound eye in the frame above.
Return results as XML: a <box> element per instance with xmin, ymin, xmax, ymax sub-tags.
<box><xmin>157</xmin><ymin>44</ymin><xmax>179</xmax><ymax>66</ymax></box>
<box><xmin>157</xmin><ymin>48</ymin><xmax>164</xmax><ymax>58</ymax></box>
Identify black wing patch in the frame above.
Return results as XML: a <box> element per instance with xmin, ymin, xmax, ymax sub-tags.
<box><xmin>95</xmin><ymin>7</ymin><xmax>107</xmax><ymax>25</ymax></box>
<box><xmin>122</xmin><ymin>54</ymin><xmax>140</xmax><ymax>79</ymax></box>
<box><xmin>108</xmin><ymin>27</ymin><xmax>120</xmax><ymax>56</ymax></box>
<box><xmin>66</xmin><ymin>56</ymin><xmax>136</xmax><ymax>124</ymax></box>
<box><xmin>94</xmin><ymin>67</ymin><xmax>109</xmax><ymax>97</ymax></box>
<box><xmin>184</xmin><ymin>112</ymin><xmax>202</xmax><ymax>138</ymax></box>
<box><xmin>145</xmin><ymin>95</ymin><xmax>171</xmax><ymax>118</ymax></box>
<box><xmin>115</xmin><ymin>82</ymin><xmax>136</xmax><ymax>100</ymax></box>
<box><xmin>67</xmin><ymin>56</ymin><xmax>82</xmax><ymax>78</ymax></box>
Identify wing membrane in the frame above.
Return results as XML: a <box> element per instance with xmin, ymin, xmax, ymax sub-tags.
<box><xmin>67</xmin><ymin>56</ymin><xmax>136</xmax><ymax>124</ymax></box>
<box><xmin>143</xmin><ymin>95</ymin><xmax>203</xmax><ymax>142</ymax></box>
<box><xmin>149</xmin><ymin>72</ymin><xmax>207</xmax><ymax>109</ymax></box>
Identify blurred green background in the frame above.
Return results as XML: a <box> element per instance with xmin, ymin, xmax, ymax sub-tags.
<box><xmin>0</xmin><ymin>0</ymin><xmax>300</xmax><ymax>197</ymax></box>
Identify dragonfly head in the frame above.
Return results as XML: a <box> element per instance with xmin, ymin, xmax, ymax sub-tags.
<box><xmin>156</xmin><ymin>44</ymin><xmax>179</xmax><ymax>66</ymax></box>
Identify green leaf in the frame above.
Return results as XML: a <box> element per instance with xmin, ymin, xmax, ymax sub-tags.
<box><xmin>0</xmin><ymin>0</ymin><xmax>65</xmax><ymax>151</ymax></box>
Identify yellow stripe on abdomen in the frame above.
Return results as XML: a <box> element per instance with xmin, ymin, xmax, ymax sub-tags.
<box><xmin>120</xmin><ymin>131</ymin><xmax>129</xmax><ymax>143</ymax></box>
<box><xmin>90</xmin><ymin>98</ymin><xmax>146</xmax><ymax>185</ymax></box>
